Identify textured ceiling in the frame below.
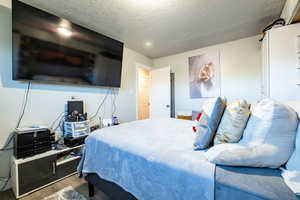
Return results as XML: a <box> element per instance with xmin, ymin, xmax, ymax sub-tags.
<box><xmin>20</xmin><ymin>0</ymin><xmax>286</xmax><ymax>58</ymax></box>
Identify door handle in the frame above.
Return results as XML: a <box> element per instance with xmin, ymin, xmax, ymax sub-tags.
<box><xmin>166</xmin><ymin>105</ymin><xmax>170</xmax><ymax>108</ymax></box>
<box><xmin>52</xmin><ymin>162</ymin><xmax>56</xmax><ymax>174</ymax></box>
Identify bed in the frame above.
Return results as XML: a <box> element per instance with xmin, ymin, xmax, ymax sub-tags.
<box><xmin>79</xmin><ymin>118</ymin><xmax>298</xmax><ymax>200</ymax></box>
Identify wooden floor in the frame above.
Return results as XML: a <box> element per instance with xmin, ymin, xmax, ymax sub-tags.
<box><xmin>0</xmin><ymin>175</ymin><xmax>110</xmax><ymax>200</ymax></box>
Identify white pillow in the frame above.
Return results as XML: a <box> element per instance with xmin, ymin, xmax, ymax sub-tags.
<box><xmin>205</xmin><ymin>99</ymin><xmax>298</xmax><ymax>168</ymax></box>
<box><xmin>205</xmin><ymin>143</ymin><xmax>282</xmax><ymax>168</ymax></box>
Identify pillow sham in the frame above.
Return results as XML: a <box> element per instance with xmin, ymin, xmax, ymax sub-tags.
<box><xmin>205</xmin><ymin>143</ymin><xmax>283</xmax><ymax>168</ymax></box>
<box><xmin>193</xmin><ymin>97</ymin><xmax>226</xmax><ymax>150</ymax></box>
<box><xmin>214</xmin><ymin>100</ymin><xmax>250</xmax><ymax>145</ymax></box>
<box><xmin>205</xmin><ymin>99</ymin><xmax>299</xmax><ymax>168</ymax></box>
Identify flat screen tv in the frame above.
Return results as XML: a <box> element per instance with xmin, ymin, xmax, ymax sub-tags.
<box><xmin>12</xmin><ymin>0</ymin><xmax>124</xmax><ymax>88</ymax></box>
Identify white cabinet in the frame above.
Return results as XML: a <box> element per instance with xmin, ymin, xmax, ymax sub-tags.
<box><xmin>11</xmin><ymin>145</ymin><xmax>83</xmax><ymax>198</ymax></box>
<box><xmin>261</xmin><ymin>23</ymin><xmax>300</xmax><ymax>101</ymax></box>
<box><xmin>280</xmin><ymin>0</ymin><xmax>300</xmax><ymax>24</ymax></box>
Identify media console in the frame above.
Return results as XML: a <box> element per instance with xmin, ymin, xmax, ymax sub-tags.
<box><xmin>11</xmin><ymin>144</ymin><xmax>84</xmax><ymax>199</ymax></box>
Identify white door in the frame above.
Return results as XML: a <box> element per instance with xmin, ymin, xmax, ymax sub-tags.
<box><xmin>150</xmin><ymin>66</ymin><xmax>171</xmax><ymax>118</ymax></box>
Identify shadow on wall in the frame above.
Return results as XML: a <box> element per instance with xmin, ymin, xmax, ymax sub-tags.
<box><xmin>0</xmin><ymin>131</ymin><xmax>14</xmax><ymax>191</ymax></box>
<box><xmin>0</xmin><ymin>5</ymin><xmax>118</xmax><ymax>95</ymax></box>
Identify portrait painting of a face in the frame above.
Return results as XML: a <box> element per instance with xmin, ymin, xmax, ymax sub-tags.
<box><xmin>189</xmin><ymin>52</ymin><xmax>220</xmax><ymax>98</ymax></box>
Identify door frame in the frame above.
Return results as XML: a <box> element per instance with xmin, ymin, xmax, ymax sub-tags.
<box><xmin>135</xmin><ymin>63</ymin><xmax>152</xmax><ymax>120</ymax></box>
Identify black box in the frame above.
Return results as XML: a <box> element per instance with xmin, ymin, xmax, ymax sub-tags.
<box><xmin>14</xmin><ymin>128</ymin><xmax>51</xmax><ymax>159</ymax></box>
<box><xmin>64</xmin><ymin>135</ymin><xmax>87</xmax><ymax>147</ymax></box>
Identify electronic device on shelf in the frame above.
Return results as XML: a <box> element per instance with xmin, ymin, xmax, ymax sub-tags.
<box><xmin>64</xmin><ymin>100</ymin><xmax>90</xmax><ymax>139</ymax></box>
<box><xmin>66</xmin><ymin>100</ymin><xmax>87</xmax><ymax>122</ymax></box>
<box><xmin>67</xmin><ymin>101</ymin><xmax>84</xmax><ymax>116</ymax></box>
<box><xmin>64</xmin><ymin>135</ymin><xmax>88</xmax><ymax>147</ymax></box>
<box><xmin>13</xmin><ymin>127</ymin><xmax>51</xmax><ymax>159</ymax></box>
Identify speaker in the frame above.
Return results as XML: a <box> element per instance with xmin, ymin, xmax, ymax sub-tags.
<box><xmin>67</xmin><ymin>101</ymin><xmax>84</xmax><ymax>115</ymax></box>
<box><xmin>14</xmin><ymin>127</ymin><xmax>51</xmax><ymax>159</ymax></box>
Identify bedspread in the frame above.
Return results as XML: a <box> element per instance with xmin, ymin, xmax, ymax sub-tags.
<box><xmin>81</xmin><ymin>118</ymin><xmax>215</xmax><ymax>200</ymax></box>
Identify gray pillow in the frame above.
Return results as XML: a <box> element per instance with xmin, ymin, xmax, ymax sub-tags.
<box><xmin>193</xmin><ymin>97</ymin><xmax>226</xmax><ymax>150</ymax></box>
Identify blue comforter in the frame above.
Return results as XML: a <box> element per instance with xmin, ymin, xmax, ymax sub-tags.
<box><xmin>81</xmin><ymin>118</ymin><xmax>215</xmax><ymax>200</ymax></box>
<box><xmin>80</xmin><ymin>118</ymin><xmax>298</xmax><ymax>200</ymax></box>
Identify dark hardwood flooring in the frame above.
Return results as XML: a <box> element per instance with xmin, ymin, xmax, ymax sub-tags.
<box><xmin>0</xmin><ymin>175</ymin><xmax>110</xmax><ymax>200</ymax></box>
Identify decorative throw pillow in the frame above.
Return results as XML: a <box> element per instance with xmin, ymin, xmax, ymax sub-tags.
<box><xmin>214</xmin><ymin>100</ymin><xmax>250</xmax><ymax>145</ymax></box>
<box><xmin>192</xmin><ymin>110</ymin><xmax>202</xmax><ymax>121</ymax></box>
<box><xmin>205</xmin><ymin>143</ymin><xmax>282</xmax><ymax>168</ymax></box>
<box><xmin>193</xmin><ymin>97</ymin><xmax>226</xmax><ymax>150</ymax></box>
<box><xmin>192</xmin><ymin>112</ymin><xmax>208</xmax><ymax>135</ymax></box>
<box><xmin>205</xmin><ymin>99</ymin><xmax>299</xmax><ymax>168</ymax></box>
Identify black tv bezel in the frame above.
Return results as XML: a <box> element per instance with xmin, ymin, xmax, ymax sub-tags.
<box><xmin>12</xmin><ymin>0</ymin><xmax>124</xmax><ymax>88</ymax></box>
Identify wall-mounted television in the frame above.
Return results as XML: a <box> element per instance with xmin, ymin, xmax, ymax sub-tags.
<box><xmin>12</xmin><ymin>0</ymin><xmax>124</xmax><ymax>88</ymax></box>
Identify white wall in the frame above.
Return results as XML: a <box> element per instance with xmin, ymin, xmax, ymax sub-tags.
<box><xmin>153</xmin><ymin>36</ymin><xmax>262</xmax><ymax>113</ymax></box>
<box><xmin>0</xmin><ymin>5</ymin><xmax>152</xmax><ymax>189</ymax></box>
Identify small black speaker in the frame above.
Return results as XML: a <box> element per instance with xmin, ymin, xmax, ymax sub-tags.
<box><xmin>14</xmin><ymin>128</ymin><xmax>51</xmax><ymax>159</ymax></box>
<box><xmin>67</xmin><ymin>101</ymin><xmax>84</xmax><ymax>115</ymax></box>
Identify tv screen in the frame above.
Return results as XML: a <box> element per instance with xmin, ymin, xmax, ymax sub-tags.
<box><xmin>12</xmin><ymin>0</ymin><xmax>124</xmax><ymax>88</ymax></box>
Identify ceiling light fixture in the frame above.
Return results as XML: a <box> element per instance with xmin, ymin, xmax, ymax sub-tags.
<box><xmin>57</xmin><ymin>27</ymin><xmax>72</xmax><ymax>37</ymax></box>
<box><xmin>145</xmin><ymin>41</ymin><xmax>153</xmax><ymax>47</ymax></box>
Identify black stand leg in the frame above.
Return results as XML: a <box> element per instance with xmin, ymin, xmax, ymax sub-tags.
<box><xmin>88</xmin><ymin>182</ymin><xmax>95</xmax><ymax>197</ymax></box>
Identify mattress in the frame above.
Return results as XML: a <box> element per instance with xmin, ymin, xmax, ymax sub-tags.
<box><xmin>215</xmin><ymin>166</ymin><xmax>299</xmax><ymax>200</ymax></box>
<box><xmin>81</xmin><ymin>118</ymin><xmax>215</xmax><ymax>200</ymax></box>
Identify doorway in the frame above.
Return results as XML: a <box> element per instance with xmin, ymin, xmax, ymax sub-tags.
<box><xmin>137</xmin><ymin>67</ymin><xmax>151</xmax><ymax>120</ymax></box>
<box><xmin>136</xmin><ymin>64</ymin><xmax>173</xmax><ymax>120</ymax></box>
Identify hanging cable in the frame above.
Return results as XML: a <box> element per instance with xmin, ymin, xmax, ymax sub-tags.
<box><xmin>50</xmin><ymin>112</ymin><xmax>66</xmax><ymax>130</ymax></box>
<box><xmin>1</xmin><ymin>81</ymin><xmax>31</xmax><ymax>152</ymax></box>
<box><xmin>0</xmin><ymin>134</ymin><xmax>14</xmax><ymax>152</ymax></box>
<box><xmin>1</xmin><ymin>81</ymin><xmax>32</xmax><ymax>191</ymax></box>
<box><xmin>90</xmin><ymin>88</ymin><xmax>111</xmax><ymax>120</ymax></box>
<box><xmin>15</xmin><ymin>81</ymin><xmax>31</xmax><ymax>129</ymax></box>
<box><xmin>111</xmin><ymin>88</ymin><xmax>117</xmax><ymax>117</ymax></box>
<box><xmin>0</xmin><ymin>168</ymin><xmax>11</xmax><ymax>192</ymax></box>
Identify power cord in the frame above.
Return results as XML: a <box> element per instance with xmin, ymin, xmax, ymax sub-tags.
<box><xmin>0</xmin><ymin>81</ymin><xmax>31</xmax><ymax>191</ymax></box>
<box><xmin>0</xmin><ymin>81</ymin><xmax>31</xmax><ymax>152</ymax></box>
<box><xmin>50</xmin><ymin>112</ymin><xmax>66</xmax><ymax>130</ymax></box>
<box><xmin>0</xmin><ymin>168</ymin><xmax>11</xmax><ymax>191</ymax></box>
<box><xmin>54</xmin><ymin>114</ymin><xmax>65</xmax><ymax>133</ymax></box>
<box><xmin>0</xmin><ymin>134</ymin><xmax>14</xmax><ymax>152</ymax></box>
<box><xmin>16</xmin><ymin>81</ymin><xmax>31</xmax><ymax>129</ymax></box>
<box><xmin>90</xmin><ymin>88</ymin><xmax>112</xmax><ymax>120</ymax></box>
<box><xmin>110</xmin><ymin>88</ymin><xmax>117</xmax><ymax>117</ymax></box>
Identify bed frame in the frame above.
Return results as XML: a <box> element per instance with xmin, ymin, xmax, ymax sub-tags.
<box><xmin>85</xmin><ymin>173</ymin><xmax>137</xmax><ymax>200</ymax></box>
<box><xmin>85</xmin><ymin>168</ymin><xmax>299</xmax><ymax>200</ymax></box>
